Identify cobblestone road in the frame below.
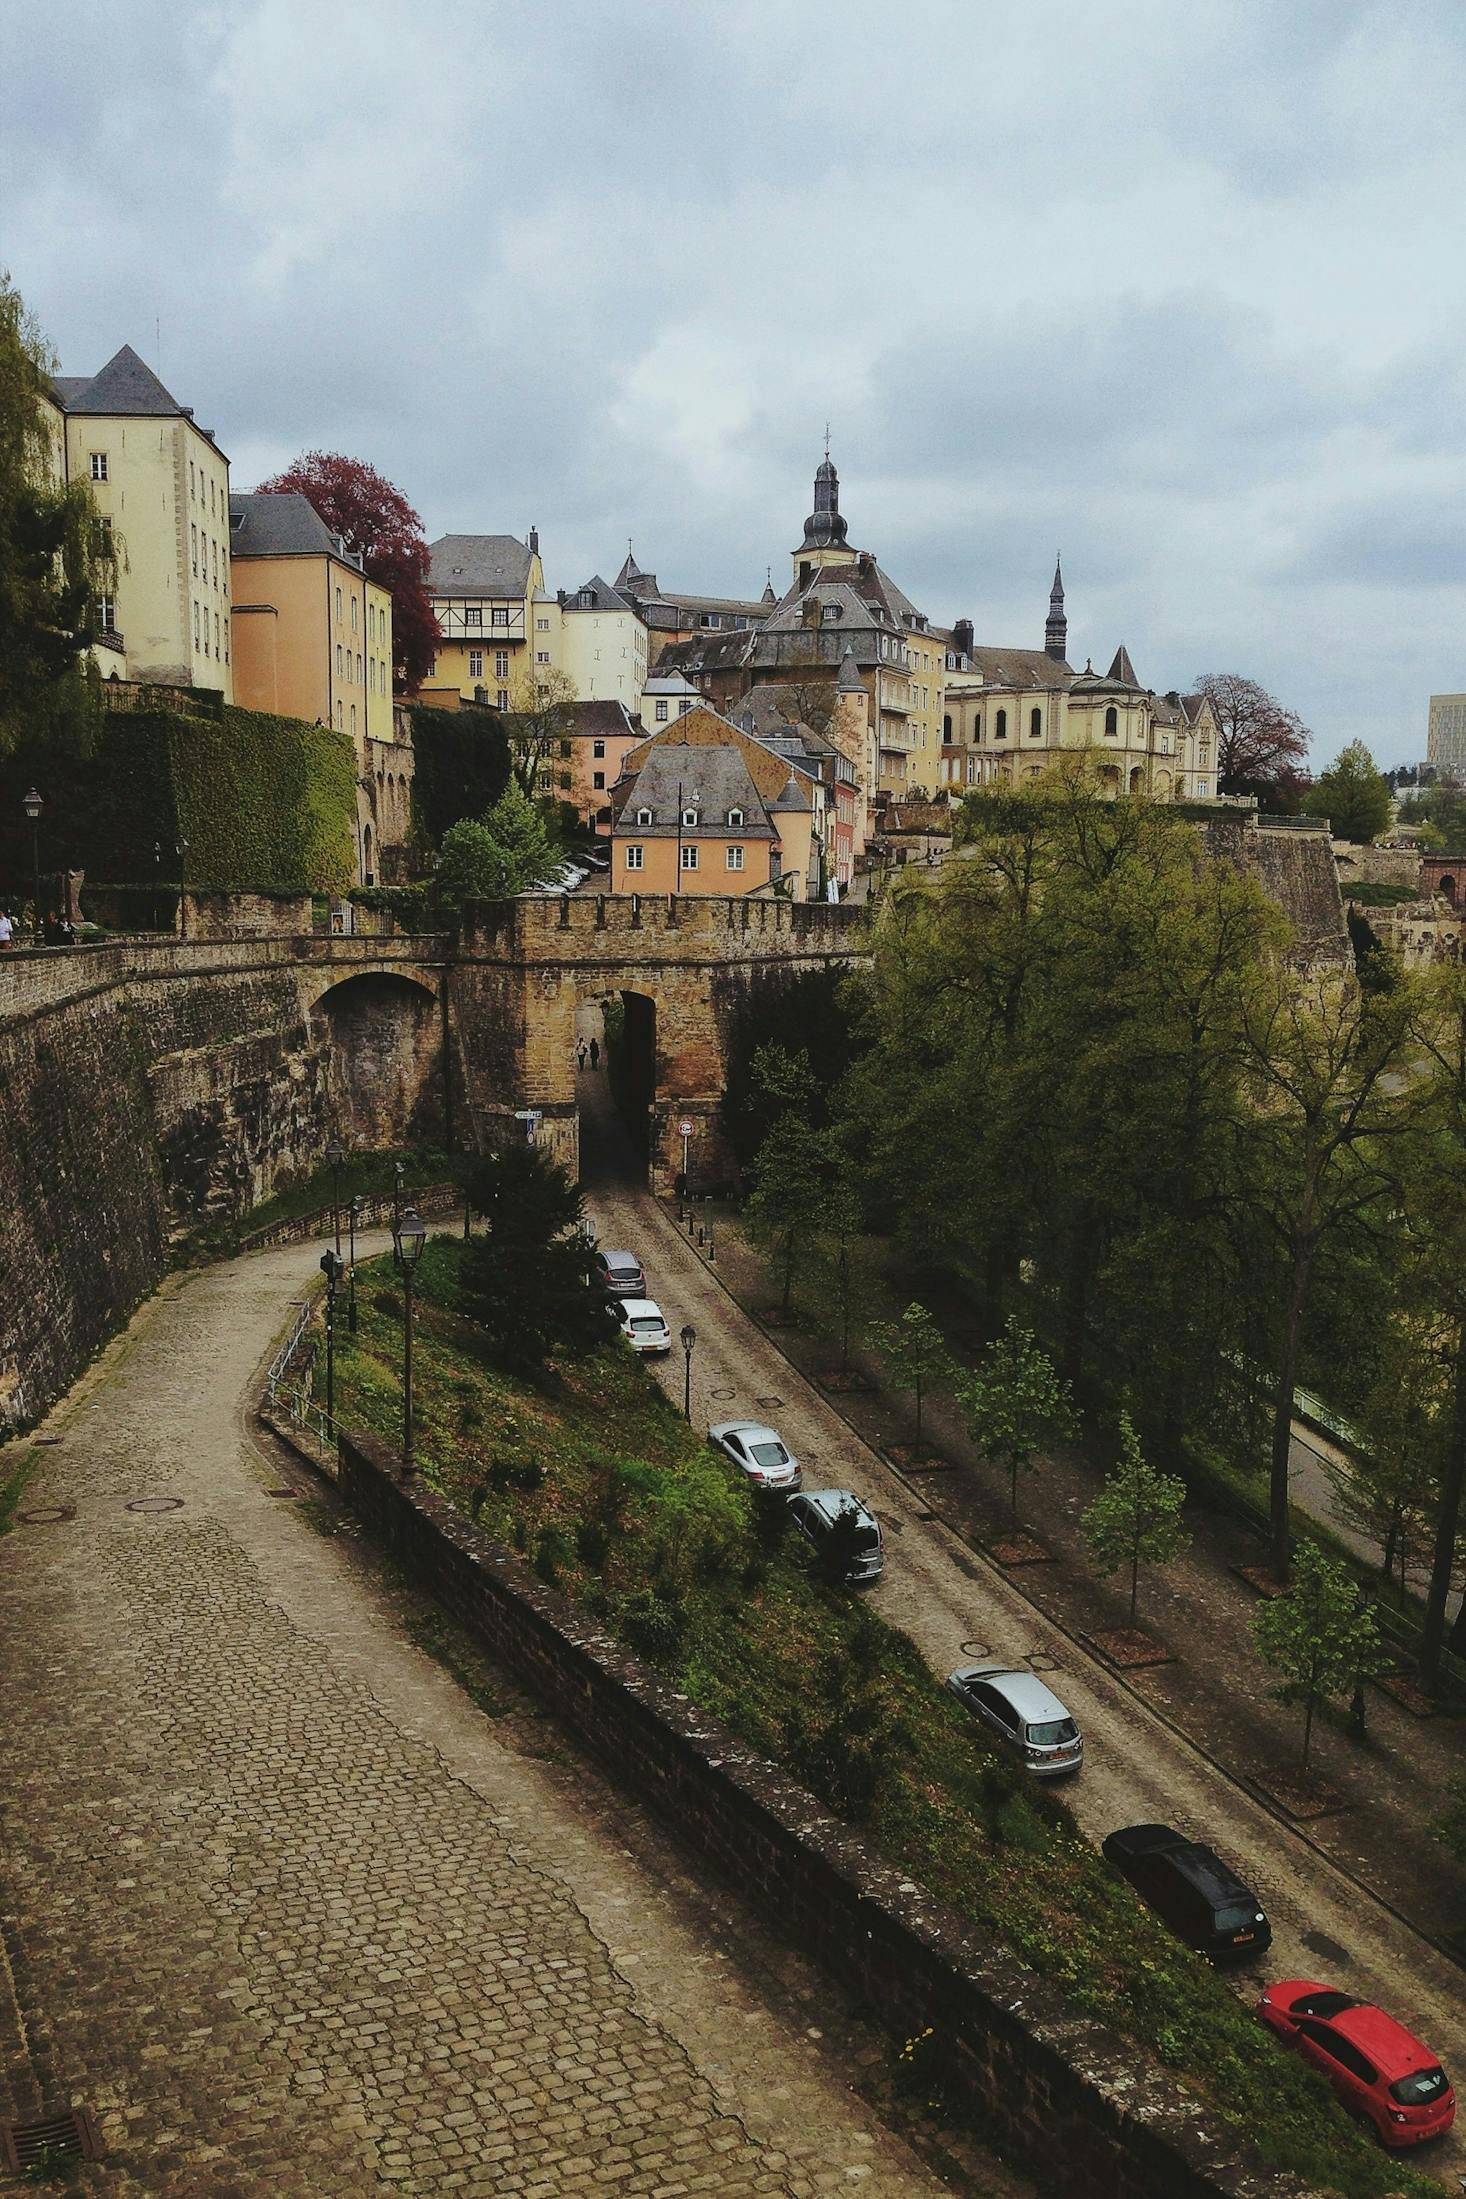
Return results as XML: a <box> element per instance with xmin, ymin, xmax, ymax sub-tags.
<box><xmin>0</xmin><ymin>1242</ymin><xmax>1016</xmax><ymax>2197</ymax></box>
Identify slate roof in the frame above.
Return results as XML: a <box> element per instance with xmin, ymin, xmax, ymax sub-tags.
<box><xmin>644</xmin><ymin>669</ymin><xmax>702</xmax><ymax>695</ymax></box>
<box><xmin>962</xmin><ymin>645</ymin><xmax>1073</xmax><ymax>692</ymax></box>
<box><xmin>612</xmin><ymin>744</ymin><xmax>775</xmax><ymax>836</ymax></box>
<box><xmin>428</xmin><ymin>534</ymin><xmax>533</xmax><ymax>597</ymax></box>
<box><xmin>1108</xmin><ymin>643</ymin><xmax>1140</xmax><ymax>687</ymax></box>
<box><xmin>54</xmin><ymin>344</ymin><xmax>185</xmax><ymax>418</ymax></box>
<box><xmin>564</xmin><ymin>700</ymin><xmax>641</xmax><ymax>739</ymax></box>
<box><xmin>230</xmin><ymin>491</ymin><xmax>352</xmax><ymax>562</ymax></box>
<box><xmin>564</xmin><ymin>574</ymin><xmax>638</xmax><ymax>615</ymax></box>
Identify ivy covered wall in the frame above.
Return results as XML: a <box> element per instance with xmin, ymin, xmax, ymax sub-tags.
<box><xmin>0</xmin><ymin>699</ymin><xmax>357</xmax><ymax>895</ymax></box>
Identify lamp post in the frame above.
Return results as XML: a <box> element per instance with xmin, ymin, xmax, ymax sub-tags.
<box><xmin>393</xmin><ymin>1206</ymin><xmax>428</xmax><ymax>1479</ymax></box>
<box><xmin>347</xmin><ymin>1196</ymin><xmax>361</xmax><ymax>1333</ymax></box>
<box><xmin>393</xmin><ymin>1159</ymin><xmax>406</xmax><ymax>1232</ymax></box>
<box><xmin>176</xmin><ymin>837</ymin><xmax>189</xmax><ymax>939</ymax></box>
<box><xmin>319</xmin><ymin>1248</ymin><xmax>344</xmax><ymax>1420</ymax></box>
<box><xmin>326</xmin><ymin>1139</ymin><xmax>345</xmax><ymax>1257</ymax></box>
<box><xmin>21</xmin><ymin>789</ymin><xmax>42</xmax><ymax>943</ymax></box>
<box><xmin>679</xmin><ymin>1322</ymin><xmax>696</xmax><ymax>1423</ymax></box>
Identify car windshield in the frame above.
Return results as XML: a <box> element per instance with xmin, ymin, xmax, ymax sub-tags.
<box><xmin>749</xmin><ymin>1441</ymin><xmax>789</xmax><ymax>1467</ymax></box>
<box><xmin>609</xmin><ymin>1265</ymin><xmax>640</xmax><ymax>1280</ymax></box>
<box><xmin>1026</xmin><ymin>1718</ymin><xmax>1077</xmax><ymax>1746</ymax></box>
<box><xmin>847</xmin><ymin>1521</ymin><xmax>879</xmax><ymax>1551</ymax></box>
<box><xmin>1390</xmin><ymin>2067</ymin><xmax>1447</xmax><ymax>2107</ymax></box>
<box><xmin>1214</xmin><ymin>1903</ymin><xmax>1259</xmax><ymax>1933</ymax></box>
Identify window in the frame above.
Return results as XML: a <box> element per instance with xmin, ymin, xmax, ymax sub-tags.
<box><xmin>210</xmin><ymin>479</ymin><xmax>215</xmax><ymax>515</ymax></box>
<box><xmin>335</xmin><ymin>699</ymin><xmax>344</xmax><ymax>729</ymax></box>
<box><xmin>98</xmin><ymin>515</ymin><xmax>113</xmax><ymax>543</ymax></box>
<box><xmin>995</xmin><ymin>708</ymin><xmax>1007</xmax><ymax>740</ymax></box>
<box><xmin>1105</xmin><ymin>705</ymin><xmax>1118</xmax><ymax>736</ymax></box>
<box><xmin>536</xmin><ymin>616</ymin><xmax>550</xmax><ymax>630</ymax></box>
<box><xmin>1196</xmin><ymin>778</ymin><xmax>1209</xmax><ymax>796</ymax></box>
<box><xmin>537</xmin><ymin>650</ymin><xmax>550</xmax><ymax>665</ymax></box>
<box><xmin>193</xmin><ymin>603</ymin><xmax>200</xmax><ymax>646</ymax></box>
<box><xmin>495</xmin><ymin>688</ymin><xmax>509</xmax><ymax>710</ymax></box>
<box><xmin>682</xmin><ymin>807</ymin><xmax>698</xmax><ymax>827</ymax></box>
<box><xmin>368</xmin><ymin>604</ymin><xmax>375</xmax><ymax>643</ymax></box>
<box><xmin>592</xmin><ymin>739</ymin><xmax>605</xmax><ymax>759</ymax></box>
<box><xmin>90</xmin><ymin>451</ymin><xmax>108</xmax><ymax>481</ymax></box>
<box><xmin>191</xmin><ymin>524</ymin><xmax>198</xmax><ymax>574</ymax></box>
<box><xmin>469</xmin><ymin>650</ymin><xmax>484</xmax><ymax>678</ymax></box>
<box><xmin>726</xmin><ymin>845</ymin><xmax>744</xmax><ymax>871</ymax></box>
<box><xmin>494</xmin><ymin>650</ymin><xmax>509</xmax><ymax>678</ymax></box>
<box><xmin>351</xmin><ymin>596</ymin><xmax>358</xmax><ymax>631</ymax></box>
<box><xmin>943</xmin><ymin>713</ymin><xmax>952</xmax><ymax>740</ymax></box>
<box><xmin>680</xmin><ymin>844</ymin><xmax>699</xmax><ymax>870</ymax></box>
<box><xmin>215</xmin><ymin>612</ymin><xmax>220</xmax><ymax>654</ymax></box>
<box><xmin>492</xmin><ymin>607</ymin><xmax>509</xmax><ymax>628</ymax></box>
<box><xmin>727</xmin><ymin>807</ymin><xmax>744</xmax><ymax>826</ymax></box>
<box><xmin>350</xmin><ymin>704</ymin><xmax>357</xmax><ymax>736</ymax></box>
<box><xmin>593</xmin><ymin>771</ymin><xmax>605</xmax><ymax>790</ymax></box>
<box><xmin>223</xmin><ymin>616</ymin><xmax>229</xmax><ymax>663</ymax></box>
<box><xmin>98</xmin><ymin>592</ymin><xmax>115</xmax><ymax>629</ymax></box>
<box><xmin>559</xmin><ymin>739</ymin><xmax>572</xmax><ymax>758</ymax></box>
<box><xmin>655</xmin><ymin>699</ymin><xmax>669</xmax><ymax>722</ymax></box>
<box><xmin>1160</xmin><ymin>733</ymin><xmax>1172</xmax><ymax>755</ymax></box>
<box><xmin>213</xmin><ymin>541</ymin><xmax>219</xmax><ymax>589</ymax></box>
<box><xmin>1030</xmin><ymin>707</ymin><xmax>1042</xmax><ymax>738</ymax></box>
<box><xmin>679</xmin><ymin>698</ymin><xmax>694</xmax><ymax>714</ymax></box>
<box><xmin>636</xmin><ymin>807</ymin><xmax>653</xmax><ymax>825</ymax></box>
<box><xmin>189</xmin><ymin>461</ymin><xmax>195</xmax><ymax>500</ymax></box>
<box><xmin>625</xmin><ymin>845</ymin><xmax>644</xmax><ymax>870</ymax></box>
<box><xmin>336</xmin><ymin>643</ymin><xmax>344</xmax><ymax>675</ymax></box>
<box><xmin>335</xmin><ymin>587</ymin><xmax>343</xmax><ymax>625</ymax></box>
<box><xmin>465</xmin><ymin>606</ymin><xmax>482</xmax><ymax>627</ymax></box>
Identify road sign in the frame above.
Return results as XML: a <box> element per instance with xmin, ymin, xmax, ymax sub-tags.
<box><xmin>679</xmin><ymin>1118</ymin><xmax>693</xmax><ymax>1137</ymax></box>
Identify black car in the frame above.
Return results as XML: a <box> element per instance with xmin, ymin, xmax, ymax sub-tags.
<box><xmin>1101</xmin><ymin>1823</ymin><xmax>1271</xmax><ymax>1962</ymax></box>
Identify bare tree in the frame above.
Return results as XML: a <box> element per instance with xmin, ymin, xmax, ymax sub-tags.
<box><xmin>1193</xmin><ymin>673</ymin><xmax>1310</xmax><ymax>799</ymax></box>
<box><xmin>502</xmin><ymin>665</ymin><xmax>579</xmax><ymax>801</ymax></box>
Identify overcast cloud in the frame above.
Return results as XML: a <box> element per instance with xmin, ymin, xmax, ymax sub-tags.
<box><xmin>5</xmin><ymin>0</ymin><xmax>1464</xmax><ymax>768</ymax></box>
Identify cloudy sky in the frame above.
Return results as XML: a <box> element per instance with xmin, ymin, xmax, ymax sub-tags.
<box><xmin>5</xmin><ymin>0</ymin><xmax>1463</xmax><ymax>768</ymax></box>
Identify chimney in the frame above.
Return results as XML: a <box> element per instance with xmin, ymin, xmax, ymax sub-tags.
<box><xmin>529</xmin><ymin>526</ymin><xmax>539</xmax><ymax>556</ymax></box>
<box><xmin>953</xmin><ymin>617</ymin><xmax>974</xmax><ymax>658</ymax></box>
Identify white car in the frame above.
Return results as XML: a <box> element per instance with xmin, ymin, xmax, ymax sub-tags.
<box><xmin>616</xmin><ymin>1297</ymin><xmax>671</xmax><ymax>1355</ymax></box>
<box><xmin>709</xmin><ymin>1421</ymin><xmax>802</xmax><ymax>1490</ymax></box>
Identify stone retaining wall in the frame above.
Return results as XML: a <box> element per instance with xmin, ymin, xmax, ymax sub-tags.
<box><xmin>336</xmin><ymin>1424</ymin><xmax>1312</xmax><ymax>2199</ymax></box>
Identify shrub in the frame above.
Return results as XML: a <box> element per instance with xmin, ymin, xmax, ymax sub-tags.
<box><xmin>616</xmin><ymin>1586</ymin><xmax>687</xmax><ymax>1663</ymax></box>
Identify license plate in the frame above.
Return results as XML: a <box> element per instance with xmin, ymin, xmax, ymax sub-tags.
<box><xmin>1232</xmin><ymin>1933</ymin><xmax>1253</xmax><ymax>1944</ymax></box>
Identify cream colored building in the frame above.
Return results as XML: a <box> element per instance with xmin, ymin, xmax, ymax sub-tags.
<box><xmin>50</xmin><ymin>344</ymin><xmax>232</xmax><ymax>695</ymax></box>
<box><xmin>552</xmin><ymin>574</ymin><xmax>648</xmax><ymax>707</ymax></box>
<box><xmin>425</xmin><ymin>530</ymin><xmax>544</xmax><ymax>705</ymax></box>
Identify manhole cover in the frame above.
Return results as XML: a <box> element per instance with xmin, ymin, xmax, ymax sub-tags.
<box><xmin>18</xmin><ymin>1505</ymin><xmax>75</xmax><ymax>1526</ymax></box>
<box><xmin>1025</xmin><ymin>1650</ymin><xmax>1060</xmax><ymax>1672</ymax></box>
<box><xmin>755</xmin><ymin>1396</ymin><xmax>783</xmax><ymax>1409</ymax></box>
<box><xmin>960</xmin><ymin>1639</ymin><xmax>992</xmax><ymax>1658</ymax></box>
<box><xmin>709</xmin><ymin>1387</ymin><xmax>737</xmax><ymax>1401</ymax></box>
<box><xmin>125</xmin><ymin>1496</ymin><xmax>184</xmax><ymax>1514</ymax></box>
<box><xmin>0</xmin><ymin>2107</ymin><xmax>99</xmax><ymax>2172</ymax></box>
<box><xmin>1302</xmin><ymin>1929</ymin><xmax>1352</xmax><ymax>1967</ymax></box>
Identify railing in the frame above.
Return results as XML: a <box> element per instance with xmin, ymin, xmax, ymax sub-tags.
<box><xmin>1258</xmin><ymin>813</ymin><xmax>1330</xmax><ymax>832</ymax></box>
<box><xmin>260</xmin><ymin>1294</ymin><xmax>342</xmax><ymax>1474</ymax></box>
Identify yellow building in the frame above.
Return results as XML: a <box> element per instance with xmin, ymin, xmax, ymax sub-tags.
<box><xmin>425</xmin><ymin>530</ymin><xmax>544</xmax><ymax>705</ymax></box>
<box><xmin>50</xmin><ymin>344</ymin><xmax>231</xmax><ymax>695</ymax></box>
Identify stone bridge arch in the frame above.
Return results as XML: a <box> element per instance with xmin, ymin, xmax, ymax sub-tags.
<box><xmin>310</xmin><ymin>969</ymin><xmax>447</xmax><ymax>1149</ymax></box>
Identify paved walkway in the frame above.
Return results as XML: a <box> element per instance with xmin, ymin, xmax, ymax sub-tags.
<box><xmin>0</xmin><ymin>1242</ymin><xmax>991</xmax><ymax>2196</ymax></box>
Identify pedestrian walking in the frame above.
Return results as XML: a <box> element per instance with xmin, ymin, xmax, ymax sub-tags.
<box><xmin>589</xmin><ymin>1037</ymin><xmax>600</xmax><ymax>1070</ymax></box>
<box><xmin>576</xmin><ymin>1039</ymin><xmax>587</xmax><ymax>1071</ymax></box>
<box><xmin>0</xmin><ymin>910</ymin><xmax>12</xmax><ymax>950</ymax></box>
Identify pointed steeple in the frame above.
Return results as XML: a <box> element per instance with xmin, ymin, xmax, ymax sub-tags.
<box><xmin>615</xmin><ymin>541</ymin><xmax>648</xmax><ymax>596</ymax></box>
<box><xmin>1044</xmin><ymin>553</ymin><xmax>1067</xmax><ymax>661</ymax></box>
<box><xmin>761</xmin><ymin>566</ymin><xmax>776</xmax><ymax>606</ymax></box>
<box><xmin>800</xmin><ymin>450</ymin><xmax>849</xmax><ymax>552</ymax></box>
<box><xmin>836</xmin><ymin>644</ymin><xmax>864</xmax><ymax>694</ymax></box>
<box><xmin>1107</xmin><ymin>642</ymin><xmax>1139</xmax><ymax>687</ymax></box>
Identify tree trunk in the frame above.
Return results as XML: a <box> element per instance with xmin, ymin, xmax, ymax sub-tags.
<box><xmin>1129</xmin><ymin>1547</ymin><xmax>1139</xmax><ymax>1626</ymax></box>
<box><xmin>1301</xmin><ymin>1687</ymin><xmax>1316</xmax><ymax>1768</ymax></box>
<box><xmin>914</xmin><ymin>1375</ymin><xmax>923</xmax><ymax>1450</ymax></box>
<box><xmin>1269</xmin><ymin>1240</ymin><xmax>1312</xmax><ymax>1582</ymax></box>
<box><xmin>1420</xmin><ymin>1318</ymin><xmax>1466</xmax><ymax>1692</ymax></box>
<box><xmin>1380</xmin><ymin>1501</ymin><xmax>1400</xmax><ymax>1591</ymax></box>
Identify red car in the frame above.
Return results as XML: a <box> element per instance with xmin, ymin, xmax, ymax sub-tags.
<box><xmin>1257</xmin><ymin>1981</ymin><xmax>1455</xmax><ymax>2149</ymax></box>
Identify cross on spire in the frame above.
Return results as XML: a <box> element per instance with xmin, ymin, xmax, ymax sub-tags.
<box><xmin>823</xmin><ymin>421</ymin><xmax>831</xmax><ymax>460</ymax></box>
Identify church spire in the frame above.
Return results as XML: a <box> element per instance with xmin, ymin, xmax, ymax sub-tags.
<box><xmin>1045</xmin><ymin>552</ymin><xmax>1067</xmax><ymax>661</ymax></box>
<box><xmin>800</xmin><ymin>448</ymin><xmax>849</xmax><ymax>552</ymax></box>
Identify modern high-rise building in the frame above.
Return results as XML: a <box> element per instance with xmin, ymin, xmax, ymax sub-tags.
<box><xmin>1427</xmin><ymin>694</ymin><xmax>1466</xmax><ymax>777</ymax></box>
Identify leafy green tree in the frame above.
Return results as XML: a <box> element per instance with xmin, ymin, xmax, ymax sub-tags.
<box><xmin>1252</xmin><ymin>1539</ymin><xmax>1383</xmax><ymax>1766</ymax></box>
<box><xmin>459</xmin><ymin>1145</ymin><xmax>614</xmax><ymax>1370</ymax></box>
<box><xmin>1303</xmin><ymin>741</ymin><xmax>1392</xmax><ymax>844</ymax></box>
<box><xmin>0</xmin><ymin>274</ymin><xmax>115</xmax><ymax>753</ymax></box>
<box><xmin>956</xmin><ymin>1318</ymin><xmax>1076</xmax><ymax>1525</ymax></box>
<box><xmin>438</xmin><ymin>782</ymin><xmax>554</xmax><ymax>900</ymax></box>
<box><xmin>1398</xmin><ymin>779</ymin><xmax>1466</xmax><ymax>854</ymax></box>
<box><xmin>743</xmin><ymin>1111</ymin><xmax>831</xmax><ymax>1313</ymax></box>
<box><xmin>1080</xmin><ymin>1411</ymin><xmax>1190</xmax><ymax>1623</ymax></box>
<box><xmin>502</xmin><ymin>663</ymin><xmax>580</xmax><ymax>801</ymax></box>
<box><xmin>868</xmin><ymin>1300</ymin><xmax>952</xmax><ymax>1452</ymax></box>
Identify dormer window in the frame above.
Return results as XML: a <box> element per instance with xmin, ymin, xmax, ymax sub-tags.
<box><xmin>636</xmin><ymin>807</ymin><xmax>653</xmax><ymax>825</ymax></box>
<box><xmin>682</xmin><ymin>807</ymin><xmax>699</xmax><ymax>827</ymax></box>
<box><xmin>727</xmin><ymin>808</ymin><xmax>744</xmax><ymax>827</ymax></box>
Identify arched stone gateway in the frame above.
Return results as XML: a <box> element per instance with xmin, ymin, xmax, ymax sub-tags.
<box><xmin>311</xmin><ymin>970</ymin><xmax>445</xmax><ymax>1149</ymax></box>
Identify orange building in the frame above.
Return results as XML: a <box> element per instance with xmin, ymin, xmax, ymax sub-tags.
<box><xmin>617</xmin><ymin>705</ymin><xmax>825</xmax><ymax>898</ymax></box>
<box><xmin>610</xmin><ymin>742</ymin><xmax>779</xmax><ymax>897</ymax></box>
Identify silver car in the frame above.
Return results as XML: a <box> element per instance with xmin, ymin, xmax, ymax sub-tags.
<box><xmin>786</xmin><ymin>1490</ymin><xmax>884</xmax><ymax>1581</ymax></box>
<box><xmin>709</xmin><ymin>1421</ymin><xmax>802</xmax><ymax>1491</ymax></box>
<box><xmin>946</xmin><ymin>1663</ymin><xmax>1084</xmax><ymax>1777</ymax></box>
<box><xmin>592</xmin><ymin>1249</ymin><xmax>646</xmax><ymax>1298</ymax></box>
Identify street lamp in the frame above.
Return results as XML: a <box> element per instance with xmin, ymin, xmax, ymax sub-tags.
<box><xmin>319</xmin><ymin>1248</ymin><xmax>344</xmax><ymax>1420</ymax></box>
<box><xmin>347</xmin><ymin>1196</ymin><xmax>361</xmax><ymax>1334</ymax></box>
<box><xmin>393</xmin><ymin>1159</ymin><xmax>406</xmax><ymax>1232</ymax></box>
<box><xmin>176</xmin><ymin>838</ymin><xmax>190</xmax><ymax>940</ymax></box>
<box><xmin>326</xmin><ymin>1138</ymin><xmax>345</xmax><ymax>1258</ymax></box>
<box><xmin>21</xmin><ymin>789</ymin><xmax>42</xmax><ymax>943</ymax></box>
<box><xmin>392</xmin><ymin>1206</ymin><xmax>428</xmax><ymax>1479</ymax></box>
<box><xmin>679</xmin><ymin>1322</ymin><xmax>696</xmax><ymax>1422</ymax></box>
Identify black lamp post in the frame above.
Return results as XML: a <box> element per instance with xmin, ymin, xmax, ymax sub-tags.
<box><xmin>22</xmin><ymin>789</ymin><xmax>42</xmax><ymax>942</ymax></box>
<box><xmin>319</xmin><ymin>1249</ymin><xmax>344</xmax><ymax>1420</ymax></box>
<box><xmin>680</xmin><ymin>1322</ymin><xmax>696</xmax><ymax>1422</ymax></box>
<box><xmin>393</xmin><ymin>1206</ymin><xmax>428</xmax><ymax>1479</ymax></box>
<box><xmin>327</xmin><ymin>1138</ymin><xmax>345</xmax><ymax>1257</ymax></box>
<box><xmin>393</xmin><ymin>1159</ymin><xmax>406</xmax><ymax>1232</ymax></box>
<box><xmin>176</xmin><ymin>837</ymin><xmax>190</xmax><ymax>939</ymax></box>
<box><xmin>347</xmin><ymin>1196</ymin><xmax>361</xmax><ymax>1334</ymax></box>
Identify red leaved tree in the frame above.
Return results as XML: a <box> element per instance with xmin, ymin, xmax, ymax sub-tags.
<box><xmin>256</xmin><ymin>451</ymin><xmax>438</xmax><ymax>690</ymax></box>
<box><xmin>1193</xmin><ymin>672</ymin><xmax>1311</xmax><ymax>802</ymax></box>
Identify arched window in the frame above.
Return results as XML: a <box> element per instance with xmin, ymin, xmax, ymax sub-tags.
<box><xmin>1104</xmin><ymin>705</ymin><xmax>1118</xmax><ymax>736</ymax></box>
<box><xmin>1030</xmin><ymin>707</ymin><xmax>1042</xmax><ymax>738</ymax></box>
<box><xmin>994</xmin><ymin>709</ymin><xmax>1007</xmax><ymax>740</ymax></box>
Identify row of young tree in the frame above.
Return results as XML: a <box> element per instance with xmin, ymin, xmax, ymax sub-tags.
<box><xmin>736</xmin><ymin>765</ymin><xmax>1466</xmax><ymax>1692</ymax></box>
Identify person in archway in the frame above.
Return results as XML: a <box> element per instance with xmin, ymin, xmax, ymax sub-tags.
<box><xmin>589</xmin><ymin>1037</ymin><xmax>600</xmax><ymax>1070</ymax></box>
<box><xmin>576</xmin><ymin>1038</ymin><xmax>587</xmax><ymax>1071</ymax></box>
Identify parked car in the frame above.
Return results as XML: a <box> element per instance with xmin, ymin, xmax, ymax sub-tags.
<box><xmin>591</xmin><ymin>1249</ymin><xmax>646</xmax><ymax>1298</ymax></box>
<box><xmin>786</xmin><ymin>1490</ymin><xmax>883</xmax><ymax>1581</ymax></box>
<box><xmin>581</xmin><ymin>850</ymin><xmax>610</xmax><ymax>872</ymax></box>
<box><xmin>709</xmin><ymin>1421</ymin><xmax>802</xmax><ymax>1491</ymax></box>
<box><xmin>1257</xmin><ymin>1982</ymin><xmax>1455</xmax><ymax>2149</ymax></box>
<box><xmin>945</xmin><ymin>1663</ymin><xmax>1083</xmax><ymax>1777</ymax></box>
<box><xmin>1101</xmin><ymin>1824</ymin><xmax>1270</xmax><ymax>1961</ymax></box>
<box><xmin>615</xmin><ymin>1298</ymin><xmax>671</xmax><ymax>1355</ymax></box>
